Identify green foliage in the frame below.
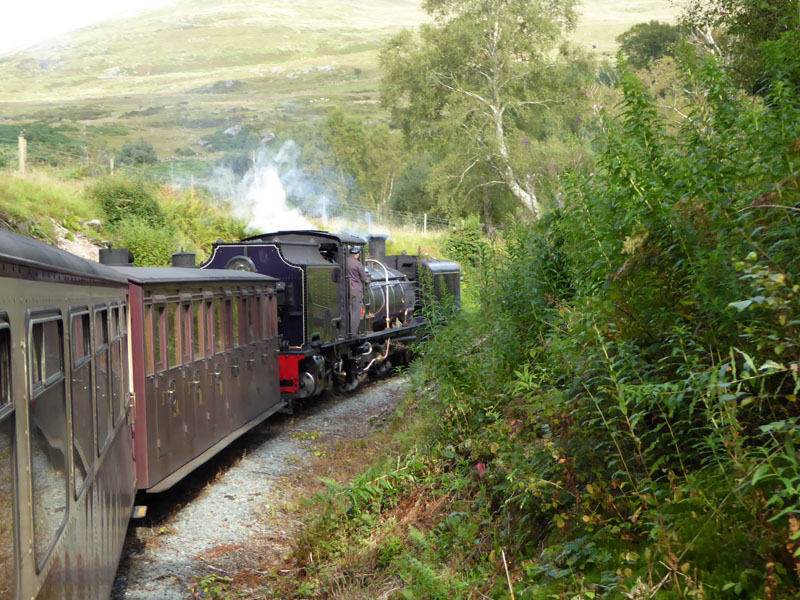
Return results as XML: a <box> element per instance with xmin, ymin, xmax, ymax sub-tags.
<box><xmin>201</xmin><ymin>126</ymin><xmax>261</xmax><ymax>152</ymax></box>
<box><xmin>322</xmin><ymin>108</ymin><xmax>405</xmax><ymax>206</ymax></box>
<box><xmin>0</xmin><ymin>171</ymin><xmax>98</xmax><ymax>239</ymax></box>
<box><xmin>118</xmin><ymin>138</ymin><xmax>158</xmax><ymax>165</ymax></box>
<box><xmin>0</xmin><ymin>123</ymin><xmax>84</xmax><ymax>149</ymax></box>
<box><xmin>680</xmin><ymin>0</ymin><xmax>800</xmax><ymax>92</ymax></box>
<box><xmin>442</xmin><ymin>215</ymin><xmax>488</xmax><ymax>267</ymax></box>
<box><xmin>280</xmin><ymin>29</ymin><xmax>800</xmax><ymax>600</ymax></box>
<box><xmin>616</xmin><ymin>20</ymin><xmax>683</xmax><ymax>70</ymax></box>
<box><xmin>88</xmin><ymin>175</ymin><xmax>165</xmax><ymax>228</ymax></box>
<box><xmin>380</xmin><ymin>0</ymin><xmax>590</xmax><ymax>220</ymax></box>
<box><xmin>113</xmin><ymin>216</ymin><xmax>176</xmax><ymax>266</ymax></box>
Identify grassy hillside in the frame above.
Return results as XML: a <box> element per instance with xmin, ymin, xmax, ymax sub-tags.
<box><xmin>0</xmin><ymin>0</ymin><xmax>677</xmax><ymax>168</ymax></box>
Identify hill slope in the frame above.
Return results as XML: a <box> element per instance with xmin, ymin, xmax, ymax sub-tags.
<box><xmin>0</xmin><ymin>0</ymin><xmax>677</xmax><ymax>164</ymax></box>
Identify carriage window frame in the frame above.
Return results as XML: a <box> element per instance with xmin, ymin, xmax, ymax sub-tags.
<box><xmin>0</xmin><ymin>315</ymin><xmax>16</xmax><ymax>599</ymax></box>
<box><xmin>69</xmin><ymin>310</ymin><xmax>91</xmax><ymax>370</ymax></box>
<box><xmin>146</xmin><ymin>304</ymin><xmax>168</xmax><ymax>375</ymax></box>
<box><xmin>191</xmin><ymin>301</ymin><xmax>203</xmax><ymax>361</ymax></box>
<box><xmin>93</xmin><ymin>305</ymin><xmax>112</xmax><ymax>456</ymax></box>
<box><xmin>181</xmin><ymin>302</ymin><xmax>193</xmax><ymax>365</ymax></box>
<box><xmin>167</xmin><ymin>302</ymin><xmax>180</xmax><ymax>369</ymax></box>
<box><xmin>110</xmin><ymin>303</ymin><xmax>125</xmax><ymax>427</ymax></box>
<box><xmin>27</xmin><ymin>310</ymin><xmax>69</xmax><ymax>571</ymax></box>
<box><xmin>30</xmin><ymin>313</ymin><xmax>65</xmax><ymax>394</ymax></box>
<box><xmin>68</xmin><ymin>308</ymin><xmax>95</xmax><ymax>499</ymax></box>
<box><xmin>0</xmin><ymin>316</ymin><xmax>11</xmax><ymax>413</ymax></box>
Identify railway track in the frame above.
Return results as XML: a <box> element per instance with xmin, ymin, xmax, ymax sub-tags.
<box><xmin>111</xmin><ymin>377</ymin><xmax>407</xmax><ymax>600</ymax></box>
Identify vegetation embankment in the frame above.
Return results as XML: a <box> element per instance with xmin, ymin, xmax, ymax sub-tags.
<box><xmin>0</xmin><ymin>171</ymin><xmax>244</xmax><ymax>264</ymax></box>
<box><xmin>248</xmin><ymin>9</ymin><xmax>800</xmax><ymax>600</ymax></box>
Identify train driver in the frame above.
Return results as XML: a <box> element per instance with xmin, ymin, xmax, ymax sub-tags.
<box><xmin>346</xmin><ymin>246</ymin><xmax>368</xmax><ymax>336</ymax></box>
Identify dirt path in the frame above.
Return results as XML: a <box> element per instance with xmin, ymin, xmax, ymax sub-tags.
<box><xmin>111</xmin><ymin>378</ymin><xmax>408</xmax><ymax>600</ymax></box>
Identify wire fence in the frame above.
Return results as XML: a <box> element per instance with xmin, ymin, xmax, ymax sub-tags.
<box><xmin>0</xmin><ymin>136</ymin><xmax>452</xmax><ymax>232</ymax></box>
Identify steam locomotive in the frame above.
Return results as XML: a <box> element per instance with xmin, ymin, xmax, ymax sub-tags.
<box><xmin>0</xmin><ymin>227</ymin><xmax>458</xmax><ymax>600</ymax></box>
<box><xmin>198</xmin><ymin>230</ymin><xmax>460</xmax><ymax>401</ymax></box>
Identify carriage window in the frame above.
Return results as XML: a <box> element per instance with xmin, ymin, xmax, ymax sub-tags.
<box><xmin>110</xmin><ymin>306</ymin><xmax>119</xmax><ymax>341</ymax></box>
<box><xmin>70</xmin><ymin>312</ymin><xmax>94</xmax><ymax>496</ymax></box>
<box><xmin>232</xmin><ymin>299</ymin><xmax>241</xmax><ymax>348</ymax></box>
<box><xmin>181</xmin><ymin>304</ymin><xmax>193</xmax><ymax>364</ymax></box>
<box><xmin>147</xmin><ymin>305</ymin><xmax>167</xmax><ymax>374</ymax></box>
<box><xmin>214</xmin><ymin>299</ymin><xmax>224</xmax><ymax>354</ymax></box>
<box><xmin>94</xmin><ymin>308</ymin><xmax>111</xmax><ymax>453</ymax></box>
<box><xmin>31</xmin><ymin>318</ymin><xmax>63</xmax><ymax>388</ymax></box>
<box><xmin>28</xmin><ymin>316</ymin><xmax>68</xmax><ymax>568</ymax></box>
<box><xmin>110</xmin><ymin>306</ymin><xmax>124</xmax><ymax>425</ymax></box>
<box><xmin>192</xmin><ymin>303</ymin><xmax>203</xmax><ymax>360</ymax></box>
<box><xmin>0</xmin><ymin>320</ymin><xmax>15</xmax><ymax>598</ymax></box>
<box><xmin>168</xmin><ymin>304</ymin><xmax>179</xmax><ymax>368</ymax></box>
<box><xmin>205</xmin><ymin>301</ymin><xmax>214</xmax><ymax>356</ymax></box>
<box><xmin>71</xmin><ymin>312</ymin><xmax>90</xmax><ymax>366</ymax></box>
<box><xmin>95</xmin><ymin>309</ymin><xmax>108</xmax><ymax>347</ymax></box>
<box><xmin>247</xmin><ymin>297</ymin><xmax>259</xmax><ymax>342</ymax></box>
<box><xmin>0</xmin><ymin>411</ymin><xmax>15</xmax><ymax>600</ymax></box>
<box><xmin>0</xmin><ymin>322</ymin><xmax>10</xmax><ymax>406</ymax></box>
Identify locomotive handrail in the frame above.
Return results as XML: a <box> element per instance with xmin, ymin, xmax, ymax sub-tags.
<box><xmin>366</xmin><ymin>258</ymin><xmax>391</xmax><ymax>330</ymax></box>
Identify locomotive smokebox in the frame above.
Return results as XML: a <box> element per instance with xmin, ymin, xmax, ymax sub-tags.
<box><xmin>368</xmin><ymin>234</ymin><xmax>387</xmax><ymax>263</ymax></box>
<box><xmin>172</xmin><ymin>252</ymin><xmax>196</xmax><ymax>268</ymax></box>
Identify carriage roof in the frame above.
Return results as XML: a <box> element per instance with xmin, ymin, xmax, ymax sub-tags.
<box><xmin>0</xmin><ymin>228</ymin><xmax>129</xmax><ymax>285</ymax></box>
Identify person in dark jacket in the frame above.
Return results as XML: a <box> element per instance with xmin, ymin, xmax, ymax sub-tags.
<box><xmin>346</xmin><ymin>246</ymin><xmax>368</xmax><ymax>336</ymax></box>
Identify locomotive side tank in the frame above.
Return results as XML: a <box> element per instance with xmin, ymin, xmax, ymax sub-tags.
<box><xmin>0</xmin><ymin>228</ymin><xmax>135</xmax><ymax>600</ymax></box>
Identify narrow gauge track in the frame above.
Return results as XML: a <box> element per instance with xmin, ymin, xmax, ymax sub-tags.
<box><xmin>111</xmin><ymin>377</ymin><xmax>407</xmax><ymax>600</ymax></box>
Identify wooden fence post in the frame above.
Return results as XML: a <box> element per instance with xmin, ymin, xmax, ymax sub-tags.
<box><xmin>18</xmin><ymin>133</ymin><xmax>26</xmax><ymax>174</ymax></box>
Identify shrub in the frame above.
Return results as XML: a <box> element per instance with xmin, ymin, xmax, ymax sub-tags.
<box><xmin>113</xmin><ymin>216</ymin><xmax>176</xmax><ymax>266</ymax></box>
<box><xmin>118</xmin><ymin>138</ymin><xmax>158</xmax><ymax>165</ymax></box>
<box><xmin>442</xmin><ymin>215</ymin><xmax>488</xmax><ymax>266</ymax></box>
<box><xmin>87</xmin><ymin>175</ymin><xmax>164</xmax><ymax>228</ymax></box>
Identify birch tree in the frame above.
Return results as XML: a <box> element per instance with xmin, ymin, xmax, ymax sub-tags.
<box><xmin>380</xmin><ymin>0</ymin><xmax>580</xmax><ymax>220</ymax></box>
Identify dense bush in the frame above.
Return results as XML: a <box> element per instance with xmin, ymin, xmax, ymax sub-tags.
<box><xmin>113</xmin><ymin>216</ymin><xmax>176</xmax><ymax>266</ymax></box>
<box><xmin>118</xmin><ymin>138</ymin><xmax>158</xmax><ymax>165</ymax></box>
<box><xmin>442</xmin><ymin>215</ymin><xmax>489</xmax><ymax>267</ymax></box>
<box><xmin>281</xmin><ymin>28</ymin><xmax>800</xmax><ymax>600</ymax></box>
<box><xmin>87</xmin><ymin>175</ymin><xmax>164</xmax><ymax>228</ymax></box>
<box><xmin>407</xmin><ymin>35</ymin><xmax>800</xmax><ymax>598</ymax></box>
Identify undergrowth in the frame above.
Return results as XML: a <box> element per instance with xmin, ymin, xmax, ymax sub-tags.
<box><xmin>260</xmin><ymin>30</ymin><xmax>800</xmax><ymax>600</ymax></box>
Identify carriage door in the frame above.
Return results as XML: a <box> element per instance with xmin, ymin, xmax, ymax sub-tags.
<box><xmin>158</xmin><ymin>301</ymin><xmax>187</xmax><ymax>468</ymax></box>
<box><xmin>209</xmin><ymin>297</ymin><xmax>231</xmax><ymax>441</ymax></box>
<box><xmin>146</xmin><ymin>302</ymin><xmax>170</xmax><ymax>472</ymax></box>
<box><xmin>195</xmin><ymin>297</ymin><xmax>215</xmax><ymax>453</ymax></box>
<box><xmin>243</xmin><ymin>293</ymin><xmax>262</xmax><ymax>421</ymax></box>
<box><xmin>228</xmin><ymin>295</ymin><xmax>248</xmax><ymax>428</ymax></box>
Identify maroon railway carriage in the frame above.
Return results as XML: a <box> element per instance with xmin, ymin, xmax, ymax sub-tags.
<box><xmin>109</xmin><ymin>266</ymin><xmax>282</xmax><ymax>493</ymax></box>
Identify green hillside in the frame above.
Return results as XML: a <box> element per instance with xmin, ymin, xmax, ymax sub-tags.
<box><xmin>0</xmin><ymin>0</ymin><xmax>676</xmax><ymax>165</ymax></box>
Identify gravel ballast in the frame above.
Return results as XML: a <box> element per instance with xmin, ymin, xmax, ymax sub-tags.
<box><xmin>112</xmin><ymin>377</ymin><xmax>408</xmax><ymax>599</ymax></box>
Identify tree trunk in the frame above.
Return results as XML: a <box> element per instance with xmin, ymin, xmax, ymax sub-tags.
<box><xmin>492</xmin><ymin>106</ymin><xmax>541</xmax><ymax>219</ymax></box>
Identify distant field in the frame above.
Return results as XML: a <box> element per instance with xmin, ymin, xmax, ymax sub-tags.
<box><xmin>572</xmin><ymin>0</ymin><xmax>680</xmax><ymax>56</ymax></box>
<box><xmin>0</xmin><ymin>0</ymin><xmax>680</xmax><ymax>162</ymax></box>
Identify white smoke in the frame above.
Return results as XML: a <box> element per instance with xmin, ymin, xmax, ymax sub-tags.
<box><xmin>212</xmin><ymin>142</ymin><xmax>313</xmax><ymax>234</ymax></box>
<box><xmin>210</xmin><ymin>140</ymin><xmax>393</xmax><ymax>240</ymax></box>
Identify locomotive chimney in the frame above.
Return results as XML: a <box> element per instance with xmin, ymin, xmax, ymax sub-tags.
<box><xmin>368</xmin><ymin>234</ymin><xmax>387</xmax><ymax>263</ymax></box>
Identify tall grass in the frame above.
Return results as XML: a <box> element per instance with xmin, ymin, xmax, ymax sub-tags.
<box><xmin>0</xmin><ymin>171</ymin><xmax>98</xmax><ymax>239</ymax></box>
